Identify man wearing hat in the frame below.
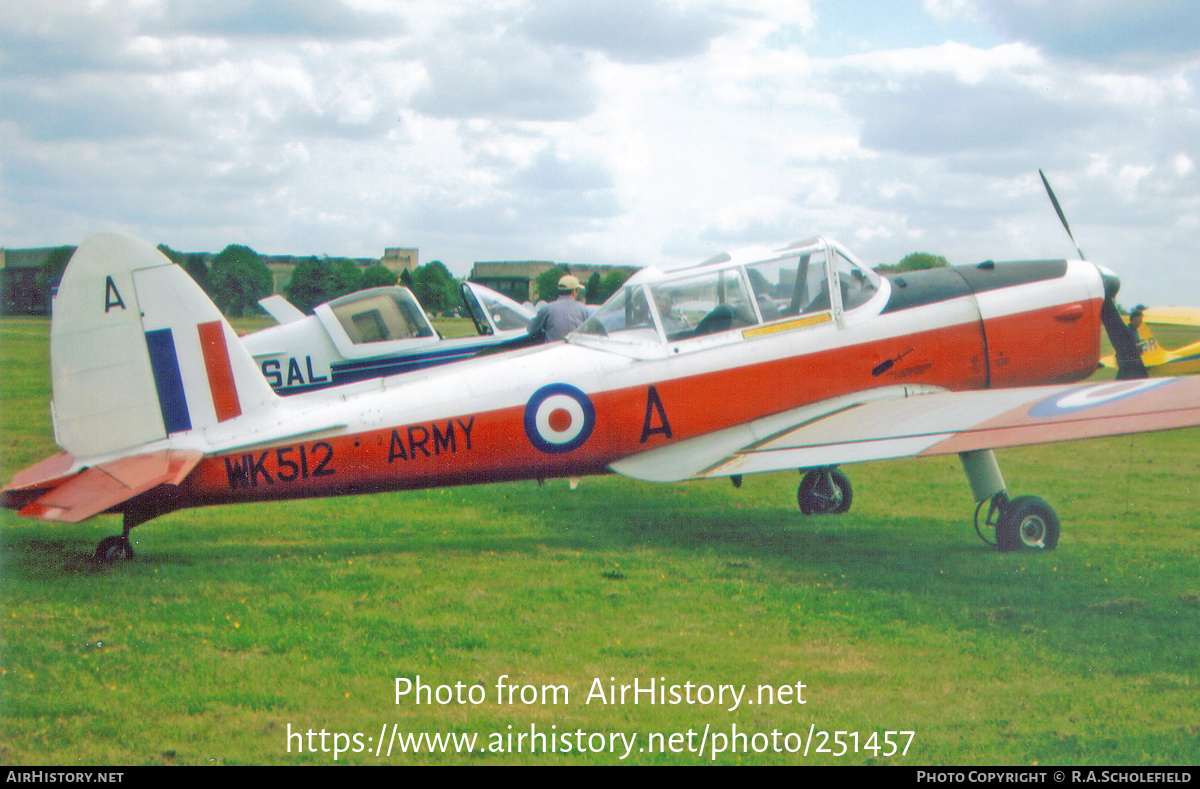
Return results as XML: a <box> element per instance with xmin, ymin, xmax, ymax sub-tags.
<box><xmin>1128</xmin><ymin>305</ymin><xmax>1146</xmax><ymax>335</ymax></box>
<box><xmin>1115</xmin><ymin>304</ymin><xmax>1149</xmax><ymax>379</ymax></box>
<box><xmin>528</xmin><ymin>274</ymin><xmax>590</xmax><ymax>342</ymax></box>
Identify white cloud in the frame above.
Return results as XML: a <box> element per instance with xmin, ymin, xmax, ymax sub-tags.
<box><xmin>412</xmin><ymin>36</ymin><xmax>596</xmax><ymax>122</ymax></box>
<box><xmin>524</xmin><ymin>0</ymin><xmax>732</xmax><ymax>64</ymax></box>
<box><xmin>923</xmin><ymin>0</ymin><xmax>982</xmax><ymax>23</ymax></box>
<box><xmin>0</xmin><ymin>0</ymin><xmax>1198</xmax><ymax>308</ymax></box>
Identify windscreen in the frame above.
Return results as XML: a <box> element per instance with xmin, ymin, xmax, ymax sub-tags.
<box><xmin>574</xmin><ymin>284</ymin><xmax>659</xmax><ymax>344</ymax></box>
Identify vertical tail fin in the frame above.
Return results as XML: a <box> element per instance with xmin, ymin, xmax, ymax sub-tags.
<box><xmin>51</xmin><ymin>233</ymin><xmax>277</xmax><ymax>458</ymax></box>
<box><xmin>1133</xmin><ymin>322</ymin><xmax>1169</xmax><ymax>368</ymax></box>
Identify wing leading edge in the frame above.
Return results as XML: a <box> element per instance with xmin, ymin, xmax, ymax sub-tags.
<box><xmin>610</xmin><ymin>378</ymin><xmax>1200</xmax><ymax>482</ymax></box>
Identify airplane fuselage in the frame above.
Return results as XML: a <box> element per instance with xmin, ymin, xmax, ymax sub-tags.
<box><xmin>176</xmin><ymin>258</ymin><xmax>1105</xmax><ymax>510</ymax></box>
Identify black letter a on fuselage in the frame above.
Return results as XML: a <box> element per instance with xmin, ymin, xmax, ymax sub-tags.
<box><xmin>640</xmin><ymin>385</ymin><xmax>673</xmax><ymax>443</ymax></box>
<box><xmin>104</xmin><ymin>276</ymin><xmax>126</xmax><ymax>312</ymax></box>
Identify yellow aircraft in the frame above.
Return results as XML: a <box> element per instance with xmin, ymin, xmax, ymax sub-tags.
<box><xmin>1101</xmin><ymin>306</ymin><xmax>1200</xmax><ymax>376</ymax></box>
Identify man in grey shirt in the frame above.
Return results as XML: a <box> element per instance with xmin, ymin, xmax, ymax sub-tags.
<box><xmin>529</xmin><ymin>275</ymin><xmax>590</xmax><ymax>342</ymax></box>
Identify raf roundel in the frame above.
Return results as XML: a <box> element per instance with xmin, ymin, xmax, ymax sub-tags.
<box><xmin>1027</xmin><ymin>379</ymin><xmax>1173</xmax><ymax>418</ymax></box>
<box><xmin>524</xmin><ymin>384</ymin><xmax>596</xmax><ymax>454</ymax></box>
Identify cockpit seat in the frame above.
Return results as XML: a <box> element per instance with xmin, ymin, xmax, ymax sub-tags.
<box><xmin>693</xmin><ymin>304</ymin><xmax>751</xmax><ymax>337</ymax></box>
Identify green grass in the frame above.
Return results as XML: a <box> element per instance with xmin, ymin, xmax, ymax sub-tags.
<box><xmin>2</xmin><ymin>318</ymin><xmax>1198</xmax><ymax>765</ymax></box>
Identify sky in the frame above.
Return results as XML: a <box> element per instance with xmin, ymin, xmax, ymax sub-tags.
<box><xmin>2</xmin><ymin>0</ymin><xmax>1198</xmax><ymax>307</ymax></box>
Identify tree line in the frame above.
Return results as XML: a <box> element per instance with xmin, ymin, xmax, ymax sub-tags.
<box><xmin>873</xmin><ymin>252</ymin><xmax>949</xmax><ymax>273</ymax></box>
<box><xmin>534</xmin><ymin>266</ymin><xmax>635</xmax><ymax>304</ymax></box>
<box><xmin>158</xmin><ymin>244</ymin><xmax>460</xmax><ymax>318</ymax></box>
<box><xmin>158</xmin><ymin>243</ymin><xmax>637</xmax><ymax>320</ymax></box>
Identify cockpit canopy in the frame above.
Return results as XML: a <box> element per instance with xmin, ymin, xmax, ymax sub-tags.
<box><xmin>572</xmin><ymin>237</ymin><xmax>882</xmax><ymax>349</ymax></box>
<box><xmin>326</xmin><ymin>287</ymin><xmax>437</xmax><ymax>344</ymax></box>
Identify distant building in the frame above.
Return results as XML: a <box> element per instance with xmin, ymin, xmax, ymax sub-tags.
<box><xmin>469</xmin><ymin>261</ymin><xmax>556</xmax><ymax>303</ymax></box>
<box><xmin>264</xmin><ymin>249</ymin><xmax>416</xmax><ymax>292</ymax></box>
<box><xmin>469</xmin><ymin>260</ymin><xmax>638</xmax><ymax>303</ymax></box>
<box><xmin>1</xmin><ymin>243</ymin><xmax>421</xmax><ymax>314</ymax></box>
<box><xmin>382</xmin><ymin>248</ymin><xmax>419</xmax><ymax>274</ymax></box>
<box><xmin>1</xmin><ymin>246</ymin><xmax>75</xmax><ymax>315</ymax></box>
<box><xmin>262</xmin><ymin>254</ymin><xmax>386</xmax><ymax>293</ymax></box>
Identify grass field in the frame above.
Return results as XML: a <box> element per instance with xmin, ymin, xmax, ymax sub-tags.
<box><xmin>1</xmin><ymin>316</ymin><xmax>1198</xmax><ymax>765</ymax></box>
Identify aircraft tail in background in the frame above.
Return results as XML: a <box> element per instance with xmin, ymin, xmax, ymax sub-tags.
<box><xmin>1100</xmin><ymin>308</ymin><xmax>1200</xmax><ymax>376</ymax></box>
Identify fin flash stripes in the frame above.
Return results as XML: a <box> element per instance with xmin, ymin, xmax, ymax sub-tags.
<box><xmin>145</xmin><ymin>322</ymin><xmax>242</xmax><ymax>434</ymax></box>
<box><xmin>145</xmin><ymin>328</ymin><xmax>191</xmax><ymax>434</ymax></box>
<box><xmin>197</xmin><ymin>321</ymin><xmax>242</xmax><ymax>422</ymax></box>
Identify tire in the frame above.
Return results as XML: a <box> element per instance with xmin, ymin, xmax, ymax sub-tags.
<box><xmin>797</xmin><ymin>468</ymin><xmax>853</xmax><ymax>515</ymax></box>
<box><xmin>95</xmin><ymin>535</ymin><xmax>134</xmax><ymax>563</ymax></box>
<box><xmin>995</xmin><ymin>495</ymin><xmax>1060</xmax><ymax>551</ymax></box>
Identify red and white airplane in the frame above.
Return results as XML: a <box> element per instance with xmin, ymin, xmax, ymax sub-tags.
<box><xmin>4</xmin><ymin>227</ymin><xmax>1199</xmax><ymax>562</ymax></box>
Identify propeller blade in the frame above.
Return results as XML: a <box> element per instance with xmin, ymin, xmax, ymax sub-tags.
<box><xmin>1040</xmin><ymin>170</ymin><xmax>1145</xmax><ymax>378</ymax></box>
<box><xmin>1039</xmin><ymin>169</ymin><xmax>1086</xmax><ymax>260</ymax></box>
<box><xmin>1100</xmin><ymin>296</ymin><xmax>1149</xmax><ymax>379</ymax></box>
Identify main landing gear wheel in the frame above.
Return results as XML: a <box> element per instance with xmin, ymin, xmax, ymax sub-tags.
<box><xmin>977</xmin><ymin>493</ymin><xmax>1060</xmax><ymax>552</ymax></box>
<box><xmin>797</xmin><ymin>468</ymin><xmax>853</xmax><ymax>515</ymax></box>
<box><xmin>94</xmin><ymin>535</ymin><xmax>134</xmax><ymax>563</ymax></box>
<box><xmin>995</xmin><ymin>495</ymin><xmax>1060</xmax><ymax>552</ymax></box>
<box><xmin>962</xmin><ymin>451</ymin><xmax>1060</xmax><ymax>552</ymax></box>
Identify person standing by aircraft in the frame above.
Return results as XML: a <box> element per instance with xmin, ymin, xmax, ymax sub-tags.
<box><xmin>1127</xmin><ymin>305</ymin><xmax>1147</xmax><ymax>347</ymax></box>
<box><xmin>529</xmin><ymin>275</ymin><xmax>589</xmax><ymax>342</ymax></box>
<box><xmin>1113</xmin><ymin>304</ymin><xmax>1150</xmax><ymax>379</ymax></box>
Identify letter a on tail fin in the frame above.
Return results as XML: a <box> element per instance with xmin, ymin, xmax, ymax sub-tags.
<box><xmin>50</xmin><ymin>233</ymin><xmax>277</xmax><ymax>459</ymax></box>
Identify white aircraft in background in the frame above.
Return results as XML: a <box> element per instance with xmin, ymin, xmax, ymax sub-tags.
<box><xmin>244</xmin><ymin>282</ymin><xmax>534</xmax><ymax>394</ymax></box>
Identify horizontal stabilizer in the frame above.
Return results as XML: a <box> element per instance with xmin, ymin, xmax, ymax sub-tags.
<box><xmin>18</xmin><ymin>450</ymin><xmax>202</xmax><ymax>523</ymax></box>
<box><xmin>3</xmin><ymin>451</ymin><xmax>78</xmax><ymax>492</ymax></box>
<box><xmin>258</xmin><ymin>295</ymin><xmax>307</xmax><ymax>325</ymax></box>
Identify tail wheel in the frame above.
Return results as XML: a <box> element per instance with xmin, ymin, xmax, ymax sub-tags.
<box><xmin>797</xmin><ymin>468</ymin><xmax>853</xmax><ymax>515</ymax></box>
<box><xmin>995</xmin><ymin>495</ymin><xmax>1060</xmax><ymax>551</ymax></box>
<box><xmin>95</xmin><ymin>535</ymin><xmax>134</xmax><ymax>563</ymax></box>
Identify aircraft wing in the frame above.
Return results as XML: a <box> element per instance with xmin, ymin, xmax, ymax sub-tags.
<box><xmin>610</xmin><ymin>379</ymin><xmax>1200</xmax><ymax>482</ymax></box>
<box><xmin>1143</xmin><ymin>307</ymin><xmax>1200</xmax><ymax>328</ymax></box>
